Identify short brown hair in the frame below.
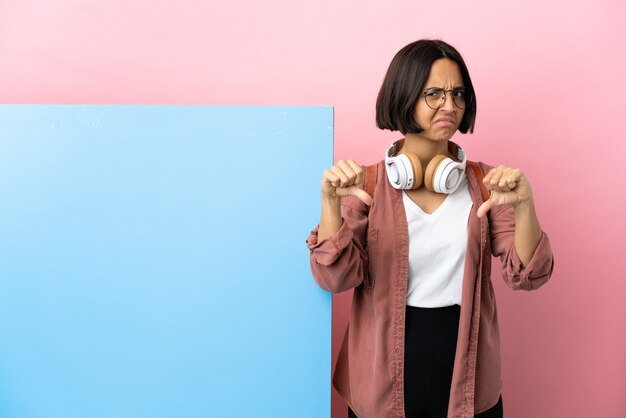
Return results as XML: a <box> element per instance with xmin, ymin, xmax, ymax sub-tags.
<box><xmin>376</xmin><ymin>39</ymin><xmax>477</xmax><ymax>135</ymax></box>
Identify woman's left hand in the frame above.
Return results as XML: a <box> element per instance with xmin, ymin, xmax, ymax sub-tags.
<box><xmin>477</xmin><ymin>165</ymin><xmax>534</xmax><ymax>218</ymax></box>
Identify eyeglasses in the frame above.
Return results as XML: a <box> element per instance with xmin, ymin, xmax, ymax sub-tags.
<box><xmin>422</xmin><ymin>87</ymin><xmax>470</xmax><ymax>110</ymax></box>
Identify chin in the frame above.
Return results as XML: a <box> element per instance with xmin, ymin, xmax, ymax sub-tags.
<box><xmin>437</xmin><ymin>130</ymin><xmax>458</xmax><ymax>141</ymax></box>
<box><xmin>431</xmin><ymin>134</ymin><xmax>454</xmax><ymax>142</ymax></box>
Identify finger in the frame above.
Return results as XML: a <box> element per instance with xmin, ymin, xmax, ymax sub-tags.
<box><xmin>335</xmin><ymin>185</ymin><xmax>373</xmax><ymax>206</ymax></box>
<box><xmin>345</xmin><ymin>160</ymin><xmax>364</xmax><ymax>184</ymax></box>
<box><xmin>498</xmin><ymin>167</ymin><xmax>513</xmax><ymax>191</ymax></box>
<box><xmin>329</xmin><ymin>165</ymin><xmax>350</xmax><ymax>188</ymax></box>
<box><xmin>476</xmin><ymin>199</ymin><xmax>495</xmax><ymax>218</ymax></box>
<box><xmin>322</xmin><ymin>170</ymin><xmax>341</xmax><ymax>188</ymax></box>
<box><xmin>489</xmin><ymin>165</ymin><xmax>507</xmax><ymax>191</ymax></box>
<box><xmin>505</xmin><ymin>169</ymin><xmax>522</xmax><ymax>189</ymax></box>
<box><xmin>482</xmin><ymin>167</ymin><xmax>498</xmax><ymax>190</ymax></box>
<box><xmin>353</xmin><ymin>187</ymin><xmax>373</xmax><ymax>206</ymax></box>
<box><xmin>336</xmin><ymin>159</ymin><xmax>359</xmax><ymax>185</ymax></box>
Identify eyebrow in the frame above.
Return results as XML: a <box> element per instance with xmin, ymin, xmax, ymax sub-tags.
<box><xmin>424</xmin><ymin>85</ymin><xmax>466</xmax><ymax>90</ymax></box>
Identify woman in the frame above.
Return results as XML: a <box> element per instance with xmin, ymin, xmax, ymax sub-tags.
<box><xmin>306</xmin><ymin>39</ymin><xmax>554</xmax><ymax>418</ymax></box>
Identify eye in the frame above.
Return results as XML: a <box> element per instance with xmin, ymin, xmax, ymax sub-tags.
<box><xmin>453</xmin><ymin>89</ymin><xmax>466</xmax><ymax>98</ymax></box>
<box><xmin>424</xmin><ymin>89</ymin><xmax>443</xmax><ymax>98</ymax></box>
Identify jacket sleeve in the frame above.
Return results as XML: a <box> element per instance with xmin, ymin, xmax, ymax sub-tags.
<box><xmin>488</xmin><ymin>203</ymin><xmax>555</xmax><ymax>291</ymax></box>
<box><xmin>305</xmin><ymin>195</ymin><xmax>370</xmax><ymax>293</ymax></box>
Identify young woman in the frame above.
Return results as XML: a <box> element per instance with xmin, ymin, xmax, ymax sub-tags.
<box><xmin>306</xmin><ymin>40</ymin><xmax>555</xmax><ymax>418</ymax></box>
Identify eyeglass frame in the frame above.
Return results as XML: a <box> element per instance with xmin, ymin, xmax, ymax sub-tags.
<box><xmin>421</xmin><ymin>87</ymin><xmax>471</xmax><ymax>110</ymax></box>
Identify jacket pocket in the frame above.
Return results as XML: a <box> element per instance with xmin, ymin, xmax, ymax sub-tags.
<box><xmin>365</xmin><ymin>228</ymin><xmax>378</xmax><ymax>288</ymax></box>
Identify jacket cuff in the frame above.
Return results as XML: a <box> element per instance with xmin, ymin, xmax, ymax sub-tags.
<box><xmin>306</xmin><ymin>220</ymin><xmax>354</xmax><ymax>266</ymax></box>
<box><xmin>503</xmin><ymin>231</ymin><xmax>554</xmax><ymax>291</ymax></box>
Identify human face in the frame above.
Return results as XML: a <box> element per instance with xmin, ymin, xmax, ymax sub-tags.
<box><xmin>412</xmin><ymin>58</ymin><xmax>466</xmax><ymax>142</ymax></box>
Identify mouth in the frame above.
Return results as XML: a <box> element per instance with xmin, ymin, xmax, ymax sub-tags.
<box><xmin>433</xmin><ymin>117</ymin><xmax>456</xmax><ymax>127</ymax></box>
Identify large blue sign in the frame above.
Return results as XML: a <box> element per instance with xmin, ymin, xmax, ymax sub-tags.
<box><xmin>0</xmin><ymin>105</ymin><xmax>333</xmax><ymax>418</ymax></box>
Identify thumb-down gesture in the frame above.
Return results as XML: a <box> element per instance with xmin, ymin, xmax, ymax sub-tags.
<box><xmin>477</xmin><ymin>165</ymin><xmax>534</xmax><ymax>218</ymax></box>
<box><xmin>321</xmin><ymin>159</ymin><xmax>373</xmax><ymax>206</ymax></box>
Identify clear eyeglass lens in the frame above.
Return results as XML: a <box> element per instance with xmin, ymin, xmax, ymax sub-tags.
<box><xmin>424</xmin><ymin>89</ymin><xmax>468</xmax><ymax>109</ymax></box>
<box><xmin>452</xmin><ymin>90</ymin><xmax>466</xmax><ymax>108</ymax></box>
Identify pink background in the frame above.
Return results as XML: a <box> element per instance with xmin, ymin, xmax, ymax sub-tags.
<box><xmin>1</xmin><ymin>1</ymin><xmax>625</xmax><ymax>417</ymax></box>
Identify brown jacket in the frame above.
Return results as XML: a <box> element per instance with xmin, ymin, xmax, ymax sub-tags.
<box><xmin>306</xmin><ymin>160</ymin><xmax>555</xmax><ymax>418</ymax></box>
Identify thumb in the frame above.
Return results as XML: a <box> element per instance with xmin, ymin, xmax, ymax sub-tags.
<box><xmin>352</xmin><ymin>187</ymin><xmax>373</xmax><ymax>207</ymax></box>
<box><xmin>476</xmin><ymin>199</ymin><xmax>494</xmax><ymax>218</ymax></box>
<box><xmin>337</xmin><ymin>185</ymin><xmax>373</xmax><ymax>206</ymax></box>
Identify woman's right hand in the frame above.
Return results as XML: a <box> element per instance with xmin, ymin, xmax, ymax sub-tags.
<box><xmin>321</xmin><ymin>159</ymin><xmax>373</xmax><ymax>206</ymax></box>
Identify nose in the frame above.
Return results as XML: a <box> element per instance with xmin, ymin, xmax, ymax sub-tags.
<box><xmin>440</xmin><ymin>91</ymin><xmax>456</xmax><ymax>112</ymax></box>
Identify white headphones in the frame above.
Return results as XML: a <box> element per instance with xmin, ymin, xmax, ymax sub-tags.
<box><xmin>384</xmin><ymin>139</ymin><xmax>467</xmax><ymax>194</ymax></box>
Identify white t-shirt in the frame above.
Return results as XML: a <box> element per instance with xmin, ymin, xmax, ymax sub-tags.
<box><xmin>402</xmin><ymin>175</ymin><xmax>473</xmax><ymax>308</ymax></box>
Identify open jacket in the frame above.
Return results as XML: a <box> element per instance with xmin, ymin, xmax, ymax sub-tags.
<box><xmin>306</xmin><ymin>160</ymin><xmax>554</xmax><ymax>418</ymax></box>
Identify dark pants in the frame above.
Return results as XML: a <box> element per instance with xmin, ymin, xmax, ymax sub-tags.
<box><xmin>349</xmin><ymin>304</ymin><xmax>504</xmax><ymax>418</ymax></box>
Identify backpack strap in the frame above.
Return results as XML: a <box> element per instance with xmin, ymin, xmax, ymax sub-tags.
<box><xmin>468</xmin><ymin>161</ymin><xmax>491</xmax><ymax>203</ymax></box>
<box><xmin>363</xmin><ymin>163</ymin><xmax>378</xmax><ymax>199</ymax></box>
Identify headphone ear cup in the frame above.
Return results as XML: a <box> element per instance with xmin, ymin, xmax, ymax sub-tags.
<box><xmin>403</xmin><ymin>151</ymin><xmax>423</xmax><ymax>190</ymax></box>
<box><xmin>424</xmin><ymin>154</ymin><xmax>448</xmax><ymax>193</ymax></box>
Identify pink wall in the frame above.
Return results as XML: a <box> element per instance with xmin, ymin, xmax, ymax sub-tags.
<box><xmin>2</xmin><ymin>1</ymin><xmax>625</xmax><ymax>417</ymax></box>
